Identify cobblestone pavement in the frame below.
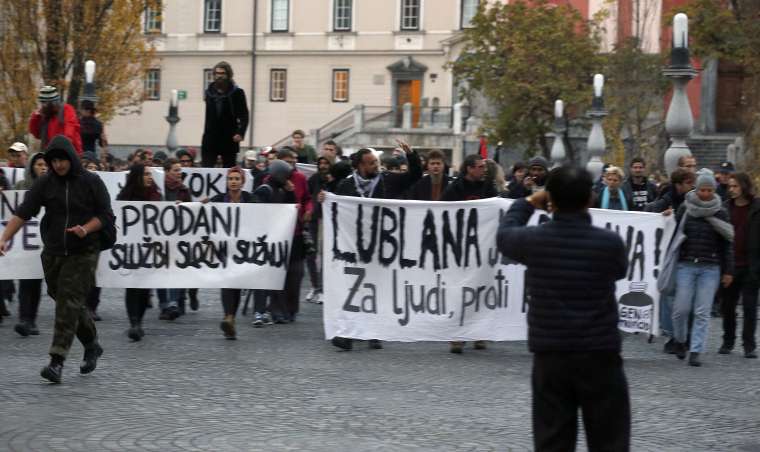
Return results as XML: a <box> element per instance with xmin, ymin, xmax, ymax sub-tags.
<box><xmin>1</xmin><ymin>287</ymin><xmax>759</xmax><ymax>452</ymax></box>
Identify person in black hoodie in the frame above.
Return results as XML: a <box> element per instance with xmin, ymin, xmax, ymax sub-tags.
<box><xmin>624</xmin><ymin>157</ymin><xmax>656</xmax><ymax>211</ymax></box>
<box><xmin>1</xmin><ymin>135</ymin><xmax>113</xmax><ymax>384</ymax></box>
<box><xmin>304</xmin><ymin>156</ymin><xmax>332</xmax><ymax>304</ymax></box>
<box><xmin>12</xmin><ymin>152</ymin><xmax>48</xmax><ymax>337</ymax></box>
<box><xmin>201</xmin><ymin>61</ymin><xmax>249</xmax><ymax>168</ymax></box>
<box><xmin>497</xmin><ymin>166</ymin><xmax>630</xmax><ymax>451</ymax></box>
<box><xmin>116</xmin><ymin>164</ymin><xmax>163</xmax><ymax>342</ymax></box>
<box><xmin>441</xmin><ymin>154</ymin><xmax>497</xmax><ymax>201</ymax></box>
<box><xmin>405</xmin><ymin>149</ymin><xmax>451</xmax><ymax>201</ymax></box>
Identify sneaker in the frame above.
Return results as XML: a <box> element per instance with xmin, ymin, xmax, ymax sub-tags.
<box><xmin>450</xmin><ymin>341</ymin><xmax>464</xmax><ymax>354</ymax></box>
<box><xmin>718</xmin><ymin>344</ymin><xmax>733</xmax><ymax>355</ymax></box>
<box><xmin>313</xmin><ymin>291</ymin><xmax>324</xmax><ymax>305</ymax></box>
<box><xmin>166</xmin><ymin>306</ymin><xmax>180</xmax><ymax>321</ymax></box>
<box><xmin>220</xmin><ymin>316</ymin><xmax>236</xmax><ymax>340</ymax></box>
<box><xmin>368</xmin><ymin>339</ymin><xmax>383</xmax><ymax>350</ymax></box>
<box><xmin>331</xmin><ymin>336</ymin><xmax>353</xmax><ymax>350</ymax></box>
<box><xmin>663</xmin><ymin>338</ymin><xmax>677</xmax><ymax>354</ymax></box>
<box><xmin>305</xmin><ymin>289</ymin><xmax>317</xmax><ymax>303</ymax></box>
<box><xmin>14</xmin><ymin>322</ymin><xmax>30</xmax><ymax>337</ymax></box>
<box><xmin>474</xmin><ymin>340</ymin><xmax>487</xmax><ymax>350</ymax></box>
<box><xmin>189</xmin><ymin>292</ymin><xmax>199</xmax><ymax>311</ymax></box>
<box><xmin>252</xmin><ymin>312</ymin><xmax>264</xmax><ymax>327</ymax></box>
<box><xmin>675</xmin><ymin>341</ymin><xmax>687</xmax><ymax>360</ymax></box>
<box><xmin>273</xmin><ymin>315</ymin><xmax>288</xmax><ymax>324</ymax></box>
<box><xmin>745</xmin><ymin>349</ymin><xmax>758</xmax><ymax>359</ymax></box>
<box><xmin>263</xmin><ymin>312</ymin><xmax>274</xmax><ymax>325</ymax></box>
<box><xmin>80</xmin><ymin>343</ymin><xmax>103</xmax><ymax>374</ymax></box>
<box><xmin>40</xmin><ymin>361</ymin><xmax>63</xmax><ymax>384</ymax></box>
<box><xmin>158</xmin><ymin>310</ymin><xmax>172</xmax><ymax>321</ymax></box>
<box><xmin>127</xmin><ymin>326</ymin><xmax>142</xmax><ymax>342</ymax></box>
<box><xmin>28</xmin><ymin>323</ymin><xmax>40</xmax><ymax>335</ymax></box>
<box><xmin>688</xmin><ymin>352</ymin><xmax>701</xmax><ymax>367</ymax></box>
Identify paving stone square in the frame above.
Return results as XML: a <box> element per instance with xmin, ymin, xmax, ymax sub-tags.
<box><xmin>1</xmin><ymin>287</ymin><xmax>759</xmax><ymax>451</ymax></box>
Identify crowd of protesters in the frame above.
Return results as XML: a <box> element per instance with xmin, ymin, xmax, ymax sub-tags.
<box><xmin>1</xmin><ymin>71</ymin><xmax>757</xmax><ymax>392</ymax></box>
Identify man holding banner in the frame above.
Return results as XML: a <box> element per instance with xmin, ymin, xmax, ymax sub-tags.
<box><xmin>497</xmin><ymin>166</ymin><xmax>630</xmax><ymax>451</ymax></box>
<box><xmin>0</xmin><ymin>135</ymin><xmax>113</xmax><ymax>384</ymax></box>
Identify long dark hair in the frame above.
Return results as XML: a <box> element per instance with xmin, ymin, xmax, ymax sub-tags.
<box><xmin>730</xmin><ymin>172</ymin><xmax>755</xmax><ymax>200</ymax></box>
<box><xmin>117</xmin><ymin>164</ymin><xmax>150</xmax><ymax>201</ymax></box>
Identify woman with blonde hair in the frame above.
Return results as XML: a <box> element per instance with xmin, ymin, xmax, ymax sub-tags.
<box><xmin>595</xmin><ymin>166</ymin><xmax>632</xmax><ymax>211</ymax></box>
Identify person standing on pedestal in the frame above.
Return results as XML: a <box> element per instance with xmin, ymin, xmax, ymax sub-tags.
<box><xmin>201</xmin><ymin>62</ymin><xmax>249</xmax><ymax>168</ymax></box>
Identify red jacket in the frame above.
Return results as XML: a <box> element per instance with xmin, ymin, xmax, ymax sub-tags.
<box><xmin>263</xmin><ymin>169</ymin><xmax>312</xmax><ymax>235</ymax></box>
<box><xmin>29</xmin><ymin>104</ymin><xmax>83</xmax><ymax>155</ymax></box>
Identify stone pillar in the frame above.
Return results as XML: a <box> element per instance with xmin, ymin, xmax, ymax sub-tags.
<box><xmin>402</xmin><ymin>102</ymin><xmax>413</xmax><ymax>129</ymax></box>
<box><xmin>353</xmin><ymin>104</ymin><xmax>365</xmax><ymax>133</ymax></box>
<box><xmin>453</xmin><ymin>102</ymin><xmax>463</xmax><ymax>135</ymax></box>
<box><xmin>550</xmin><ymin>100</ymin><xmax>566</xmax><ymax>167</ymax></box>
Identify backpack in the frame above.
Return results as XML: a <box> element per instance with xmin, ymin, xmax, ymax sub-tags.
<box><xmin>98</xmin><ymin>211</ymin><xmax>117</xmax><ymax>251</ymax></box>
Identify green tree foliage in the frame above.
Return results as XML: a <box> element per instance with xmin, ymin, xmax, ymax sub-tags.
<box><xmin>451</xmin><ymin>0</ymin><xmax>603</xmax><ymax>157</ymax></box>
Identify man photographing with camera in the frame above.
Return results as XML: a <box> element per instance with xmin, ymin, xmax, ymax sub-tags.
<box><xmin>497</xmin><ymin>166</ymin><xmax>631</xmax><ymax>451</ymax></box>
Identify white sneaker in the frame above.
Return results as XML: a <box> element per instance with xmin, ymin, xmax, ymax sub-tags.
<box><xmin>252</xmin><ymin>312</ymin><xmax>264</xmax><ymax>327</ymax></box>
<box><xmin>313</xmin><ymin>291</ymin><xmax>323</xmax><ymax>305</ymax></box>
<box><xmin>262</xmin><ymin>312</ymin><xmax>274</xmax><ymax>325</ymax></box>
<box><xmin>305</xmin><ymin>289</ymin><xmax>317</xmax><ymax>303</ymax></box>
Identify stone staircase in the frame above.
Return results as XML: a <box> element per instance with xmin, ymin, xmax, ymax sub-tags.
<box><xmin>687</xmin><ymin>134</ymin><xmax>739</xmax><ymax>170</ymax></box>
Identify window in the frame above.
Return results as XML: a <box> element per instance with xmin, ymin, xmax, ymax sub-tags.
<box><xmin>144</xmin><ymin>69</ymin><xmax>161</xmax><ymax>100</ymax></box>
<box><xmin>460</xmin><ymin>0</ymin><xmax>478</xmax><ymax>29</ymax></box>
<box><xmin>400</xmin><ymin>0</ymin><xmax>420</xmax><ymax>31</ymax></box>
<box><xmin>332</xmin><ymin>69</ymin><xmax>349</xmax><ymax>102</ymax></box>
<box><xmin>270</xmin><ymin>69</ymin><xmax>287</xmax><ymax>102</ymax></box>
<box><xmin>333</xmin><ymin>0</ymin><xmax>352</xmax><ymax>31</ymax></box>
<box><xmin>271</xmin><ymin>0</ymin><xmax>289</xmax><ymax>32</ymax></box>
<box><xmin>204</xmin><ymin>0</ymin><xmax>222</xmax><ymax>33</ymax></box>
<box><xmin>203</xmin><ymin>69</ymin><xmax>214</xmax><ymax>93</ymax></box>
<box><xmin>144</xmin><ymin>1</ymin><xmax>162</xmax><ymax>34</ymax></box>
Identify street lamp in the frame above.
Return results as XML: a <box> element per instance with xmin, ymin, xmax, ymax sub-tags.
<box><xmin>586</xmin><ymin>74</ymin><xmax>608</xmax><ymax>180</ymax></box>
<box><xmin>550</xmin><ymin>99</ymin><xmax>566</xmax><ymax>167</ymax></box>
<box><xmin>81</xmin><ymin>60</ymin><xmax>97</xmax><ymax>103</ymax></box>
<box><xmin>663</xmin><ymin>13</ymin><xmax>697</xmax><ymax>175</ymax></box>
<box><xmin>166</xmin><ymin>89</ymin><xmax>180</xmax><ymax>153</ymax></box>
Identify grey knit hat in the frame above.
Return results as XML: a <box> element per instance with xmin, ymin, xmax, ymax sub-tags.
<box><xmin>695</xmin><ymin>168</ymin><xmax>717</xmax><ymax>189</ymax></box>
<box><xmin>38</xmin><ymin>85</ymin><xmax>60</xmax><ymax>103</ymax></box>
<box><xmin>528</xmin><ymin>156</ymin><xmax>549</xmax><ymax>171</ymax></box>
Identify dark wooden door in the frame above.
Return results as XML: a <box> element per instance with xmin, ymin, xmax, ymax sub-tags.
<box><xmin>716</xmin><ymin>60</ymin><xmax>744</xmax><ymax>133</ymax></box>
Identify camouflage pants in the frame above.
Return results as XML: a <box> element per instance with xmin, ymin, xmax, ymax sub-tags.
<box><xmin>41</xmin><ymin>249</ymin><xmax>100</xmax><ymax>359</ymax></box>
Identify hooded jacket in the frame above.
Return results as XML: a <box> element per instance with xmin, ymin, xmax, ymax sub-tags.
<box><xmin>14</xmin><ymin>153</ymin><xmax>46</xmax><ymax>190</ymax></box>
<box><xmin>15</xmin><ymin>135</ymin><xmax>113</xmax><ymax>256</ymax></box>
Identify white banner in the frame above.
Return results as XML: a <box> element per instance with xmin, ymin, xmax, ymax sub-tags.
<box><xmin>323</xmin><ymin>194</ymin><xmax>674</xmax><ymax>342</ymax></box>
<box><xmin>0</xmin><ymin>191</ymin><xmax>44</xmax><ymax>279</ymax></box>
<box><xmin>96</xmin><ymin>201</ymin><xmax>297</xmax><ymax>289</ymax></box>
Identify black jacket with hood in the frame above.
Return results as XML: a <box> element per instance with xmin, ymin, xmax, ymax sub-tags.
<box><xmin>15</xmin><ymin>135</ymin><xmax>113</xmax><ymax>256</ymax></box>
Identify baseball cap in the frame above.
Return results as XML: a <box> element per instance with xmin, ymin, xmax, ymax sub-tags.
<box><xmin>8</xmin><ymin>142</ymin><xmax>28</xmax><ymax>154</ymax></box>
<box><xmin>718</xmin><ymin>161</ymin><xmax>735</xmax><ymax>173</ymax></box>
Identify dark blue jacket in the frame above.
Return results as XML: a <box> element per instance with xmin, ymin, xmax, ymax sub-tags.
<box><xmin>497</xmin><ymin>199</ymin><xmax>627</xmax><ymax>353</ymax></box>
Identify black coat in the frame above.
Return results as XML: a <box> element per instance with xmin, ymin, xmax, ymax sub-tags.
<box><xmin>727</xmin><ymin>198</ymin><xmax>760</xmax><ymax>280</ymax></box>
<box><xmin>335</xmin><ymin>152</ymin><xmax>423</xmax><ymax>199</ymax></box>
<box><xmin>405</xmin><ymin>174</ymin><xmax>452</xmax><ymax>201</ymax></box>
<box><xmin>201</xmin><ymin>83</ymin><xmax>249</xmax><ymax>157</ymax></box>
<box><xmin>209</xmin><ymin>191</ymin><xmax>257</xmax><ymax>204</ymax></box>
<box><xmin>16</xmin><ymin>135</ymin><xmax>113</xmax><ymax>256</ymax></box>
<box><xmin>644</xmin><ymin>185</ymin><xmax>685</xmax><ymax>213</ymax></box>
<box><xmin>676</xmin><ymin>204</ymin><xmax>734</xmax><ymax>275</ymax></box>
<box><xmin>624</xmin><ymin>178</ymin><xmax>657</xmax><ymax>211</ymax></box>
<box><xmin>497</xmin><ymin>199</ymin><xmax>627</xmax><ymax>353</ymax></box>
<box><xmin>441</xmin><ymin>177</ymin><xmax>497</xmax><ymax>201</ymax></box>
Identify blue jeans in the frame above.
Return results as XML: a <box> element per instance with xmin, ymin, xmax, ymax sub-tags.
<box><xmin>157</xmin><ymin>289</ymin><xmax>181</xmax><ymax>310</ymax></box>
<box><xmin>660</xmin><ymin>293</ymin><xmax>674</xmax><ymax>337</ymax></box>
<box><xmin>673</xmin><ymin>262</ymin><xmax>720</xmax><ymax>353</ymax></box>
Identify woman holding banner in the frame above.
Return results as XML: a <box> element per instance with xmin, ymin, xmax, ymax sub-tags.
<box><xmin>12</xmin><ymin>153</ymin><xmax>48</xmax><ymax>336</ymax></box>
<box><xmin>209</xmin><ymin>166</ymin><xmax>256</xmax><ymax>339</ymax></box>
<box><xmin>163</xmin><ymin>158</ymin><xmax>193</xmax><ymax>317</ymax></box>
<box><xmin>117</xmin><ymin>164</ymin><xmax>162</xmax><ymax>341</ymax></box>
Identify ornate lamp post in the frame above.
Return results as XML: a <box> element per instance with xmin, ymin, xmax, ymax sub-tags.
<box><xmin>81</xmin><ymin>60</ymin><xmax>98</xmax><ymax>104</ymax></box>
<box><xmin>586</xmin><ymin>74</ymin><xmax>607</xmax><ymax>180</ymax></box>
<box><xmin>550</xmin><ymin>99</ymin><xmax>566</xmax><ymax>167</ymax></box>
<box><xmin>166</xmin><ymin>89</ymin><xmax>180</xmax><ymax>153</ymax></box>
<box><xmin>663</xmin><ymin>13</ymin><xmax>697</xmax><ymax>175</ymax></box>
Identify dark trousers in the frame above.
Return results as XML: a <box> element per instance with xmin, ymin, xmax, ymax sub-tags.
<box><xmin>201</xmin><ymin>149</ymin><xmax>237</xmax><ymax>168</ymax></box>
<box><xmin>41</xmin><ymin>250</ymin><xmax>100</xmax><ymax>359</ymax></box>
<box><xmin>221</xmin><ymin>289</ymin><xmax>241</xmax><ymax>316</ymax></box>
<box><xmin>86</xmin><ymin>286</ymin><xmax>101</xmax><ymax>312</ymax></box>
<box><xmin>18</xmin><ymin>279</ymin><xmax>43</xmax><ymax>322</ymax></box>
<box><xmin>720</xmin><ymin>266</ymin><xmax>759</xmax><ymax>351</ymax></box>
<box><xmin>305</xmin><ymin>220</ymin><xmax>321</xmax><ymax>290</ymax></box>
<box><xmin>532</xmin><ymin>351</ymin><xmax>630</xmax><ymax>452</ymax></box>
<box><xmin>125</xmin><ymin>289</ymin><xmax>150</xmax><ymax>323</ymax></box>
<box><xmin>253</xmin><ymin>290</ymin><xmax>275</xmax><ymax>314</ymax></box>
<box><xmin>271</xmin><ymin>235</ymin><xmax>304</xmax><ymax>318</ymax></box>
